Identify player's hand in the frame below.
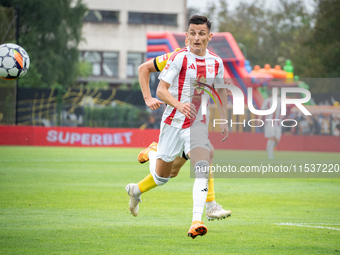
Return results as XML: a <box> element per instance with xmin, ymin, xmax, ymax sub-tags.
<box><xmin>177</xmin><ymin>102</ymin><xmax>196</xmax><ymax>119</ymax></box>
<box><xmin>220</xmin><ymin>123</ymin><xmax>229</xmax><ymax>142</ymax></box>
<box><xmin>145</xmin><ymin>97</ymin><xmax>164</xmax><ymax>110</ymax></box>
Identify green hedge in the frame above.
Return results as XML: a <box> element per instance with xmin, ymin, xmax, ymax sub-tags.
<box><xmin>84</xmin><ymin>104</ymin><xmax>149</xmax><ymax>128</ymax></box>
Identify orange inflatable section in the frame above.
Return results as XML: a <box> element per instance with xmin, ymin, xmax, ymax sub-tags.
<box><xmin>251</xmin><ymin>64</ymin><xmax>287</xmax><ymax>79</ymax></box>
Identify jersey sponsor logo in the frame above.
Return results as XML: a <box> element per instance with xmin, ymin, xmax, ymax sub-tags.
<box><xmin>188</xmin><ymin>63</ymin><xmax>196</xmax><ymax>70</ymax></box>
<box><xmin>196</xmin><ymin>61</ymin><xmax>207</xmax><ymax>66</ymax></box>
<box><xmin>170</xmin><ymin>117</ymin><xmax>182</xmax><ymax>123</ymax></box>
<box><xmin>208</xmin><ymin>65</ymin><xmax>214</xmax><ymax>74</ymax></box>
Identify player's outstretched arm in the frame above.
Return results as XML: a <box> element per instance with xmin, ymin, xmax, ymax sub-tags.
<box><xmin>138</xmin><ymin>60</ymin><xmax>164</xmax><ymax>110</ymax></box>
<box><xmin>157</xmin><ymin>80</ymin><xmax>196</xmax><ymax>119</ymax></box>
<box><xmin>217</xmin><ymin>88</ymin><xmax>229</xmax><ymax>141</ymax></box>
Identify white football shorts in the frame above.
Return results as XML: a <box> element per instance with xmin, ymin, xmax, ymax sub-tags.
<box><xmin>157</xmin><ymin>121</ymin><xmax>210</xmax><ymax>162</ymax></box>
<box><xmin>264</xmin><ymin>124</ymin><xmax>282</xmax><ymax>139</ymax></box>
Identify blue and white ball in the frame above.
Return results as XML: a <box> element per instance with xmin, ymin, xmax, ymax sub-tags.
<box><xmin>0</xmin><ymin>43</ymin><xmax>30</xmax><ymax>80</ymax></box>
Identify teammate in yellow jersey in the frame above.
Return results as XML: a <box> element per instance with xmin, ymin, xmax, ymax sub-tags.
<box><xmin>132</xmin><ymin>39</ymin><xmax>232</xmax><ymax>225</ymax></box>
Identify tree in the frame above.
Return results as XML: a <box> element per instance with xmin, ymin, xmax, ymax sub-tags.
<box><xmin>216</xmin><ymin>0</ymin><xmax>314</xmax><ymax>74</ymax></box>
<box><xmin>266</xmin><ymin>0</ymin><xmax>316</xmax><ymax>77</ymax></box>
<box><xmin>187</xmin><ymin>7</ymin><xmax>201</xmax><ymax>24</ymax></box>
<box><xmin>309</xmin><ymin>0</ymin><xmax>340</xmax><ymax>78</ymax></box>
<box><xmin>0</xmin><ymin>6</ymin><xmax>15</xmax><ymax>43</ymax></box>
<box><xmin>216</xmin><ymin>0</ymin><xmax>268</xmax><ymax>65</ymax></box>
<box><xmin>0</xmin><ymin>0</ymin><xmax>87</xmax><ymax>88</ymax></box>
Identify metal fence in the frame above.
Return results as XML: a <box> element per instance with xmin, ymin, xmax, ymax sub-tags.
<box><xmin>0</xmin><ymin>86</ymin><xmax>149</xmax><ymax>128</ymax></box>
<box><xmin>1</xmin><ymin>86</ymin><xmax>339</xmax><ymax>136</ymax></box>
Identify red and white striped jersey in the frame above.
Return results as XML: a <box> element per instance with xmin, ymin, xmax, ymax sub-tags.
<box><xmin>261</xmin><ymin>96</ymin><xmax>282</xmax><ymax>127</ymax></box>
<box><xmin>159</xmin><ymin>46</ymin><xmax>224</xmax><ymax>129</ymax></box>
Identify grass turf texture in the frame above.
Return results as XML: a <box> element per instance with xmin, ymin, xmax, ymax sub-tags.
<box><xmin>0</xmin><ymin>146</ymin><xmax>339</xmax><ymax>254</ymax></box>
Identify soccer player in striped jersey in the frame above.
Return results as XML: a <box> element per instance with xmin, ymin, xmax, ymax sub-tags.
<box><xmin>137</xmin><ymin>41</ymin><xmax>231</xmax><ymax>222</ymax></box>
<box><xmin>126</xmin><ymin>15</ymin><xmax>229</xmax><ymax>238</ymax></box>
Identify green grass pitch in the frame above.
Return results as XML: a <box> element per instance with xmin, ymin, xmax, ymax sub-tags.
<box><xmin>0</xmin><ymin>146</ymin><xmax>339</xmax><ymax>254</ymax></box>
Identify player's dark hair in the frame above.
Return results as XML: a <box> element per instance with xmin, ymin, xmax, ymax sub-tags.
<box><xmin>188</xmin><ymin>15</ymin><xmax>211</xmax><ymax>31</ymax></box>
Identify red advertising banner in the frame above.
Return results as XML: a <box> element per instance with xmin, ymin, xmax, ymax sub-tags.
<box><xmin>0</xmin><ymin>126</ymin><xmax>160</xmax><ymax>148</ymax></box>
<box><xmin>209</xmin><ymin>132</ymin><xmax>340</xmax><ymax>152</ymax></box>
<box><xmin>0</xmin><ymin>126</ymin><xmax>339</xmax><ymax>152</ymax></box>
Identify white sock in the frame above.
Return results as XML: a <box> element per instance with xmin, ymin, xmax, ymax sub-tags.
<box><xmin>192</xmin><ymin>178</ymin><xmax>208</xmax><ymax>222</ymax></box>
<box><xmin>192</xmin><ymin>212</ymin><xmax>202</xmax><ymax>222</ymax></box>
<box><xmin>192</xmin><ymin>160</ymin><xmax>209</xmax><ymax>222</ymax></box>
<box><xmin>267</xmin><ymin>140</ymin><xmax>275</xmax><ymax>158</ymax></box>
<box><xmin>148</xmin><ymin>151</ymin><xmax>157</xmax><ymax>176</ymax></box>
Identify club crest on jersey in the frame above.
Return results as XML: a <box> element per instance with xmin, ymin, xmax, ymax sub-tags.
<box><xmin>208</xmin><ymin>65</ymin><xmax>214</xmax><ymax>74</ymax></box>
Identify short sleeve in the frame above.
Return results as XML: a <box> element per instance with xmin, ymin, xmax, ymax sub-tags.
<box><xmin>159</xmin><ymin>53</ymin><xmax>183</xmax><ymax>85</ymax></box>
<box><xmin>154</xmin><ymin>52</ymin><xmax>173</xmax><ymax>72</ymax></box>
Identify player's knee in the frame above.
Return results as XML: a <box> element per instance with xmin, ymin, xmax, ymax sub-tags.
<box><xmin>170</xmin><ymin>169</ymin><xmax>179</xmax><ymax>178</ymax></box>
<box><xmin>153</xmin><ymin>172</ymin><xmax>170</xmax><ymax>186</ymax></box>
<box><xmin>194</xmin><ymin>160</ymin><xmax>210</xmax><ymax>179</ymax></box>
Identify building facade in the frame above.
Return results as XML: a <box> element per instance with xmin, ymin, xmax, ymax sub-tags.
<box><xmin>78</xmin><ymin>0</ymin><xmax>187</xmax><ymax>86</ymax></box>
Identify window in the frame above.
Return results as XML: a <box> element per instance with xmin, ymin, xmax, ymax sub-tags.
<box><xmin>128</xmin><ymin>12</ymin><xmax>177</xmax><ymax>26</ymax></box>
<box><xmin>80</xmin><ymin>51</ymin><xmax>119</xmax><ymax>77</ymax></box>
<box><xmin>127</xmin><ymin>52</ymin><xmax>145</xmax><ymax>78</ymax></box>
<box><xmin>83</xmin><ymin>51</ymin><xmax>101</xmax><ymax>76</ymax></box>
<box><xmin>103</xmin><ymin>52</ymin><xmax>119</xmax><ymax>77</ymax></box>
<box><xmin>83</xmin><ymin>10</ymin><xmax>119</xmax><ymax>23</ymax></box>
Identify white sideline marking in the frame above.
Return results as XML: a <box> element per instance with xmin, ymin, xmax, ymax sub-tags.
<box><xmin>275</xmin><ymin>223</ymin><xmax>340</xmax><ymax>231</ymax></box>
<box><xmin>0</xmin><ymin>159</ymin><xmax>134</xmax><ymax>163</ymax></box>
